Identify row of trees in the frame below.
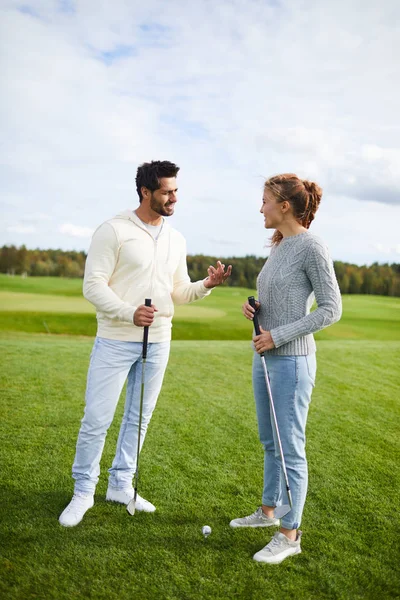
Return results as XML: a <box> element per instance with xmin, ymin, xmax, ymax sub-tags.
<box><xmin>1</xmin><ymin>245</ymin><xmax>400</xmax><ymax>296</ymax></box>
<box><xmin>0</xmin><ymin>245</ymin><xmax>87</xmax><ymax>278</ymax></box>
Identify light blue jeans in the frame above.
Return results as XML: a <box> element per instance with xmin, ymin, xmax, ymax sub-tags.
<box><xmin>252</xmin><ymin>352</ymin><xmax>316</xmax><ymax>530</ymax></box>
<box><xmin>72</xmin><ymin>337</ymin><xmax>170</xmax><ymax>494</ymax></box>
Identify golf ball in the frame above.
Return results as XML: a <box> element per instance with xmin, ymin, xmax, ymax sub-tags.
<box><xmin>202</xmin><ymin>525</ymin><xmax>212</xmax><ymax>537</ymax></box>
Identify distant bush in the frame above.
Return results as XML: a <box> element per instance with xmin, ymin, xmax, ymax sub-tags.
<box><xmin>1</xmin><ymin>245</ymin><xmax>399</xmax><ymax>296</ymax></box>
<box><xmin>0</xmin><ymin>245</ymin><xmax>87</xmax><ymax>278</ymax></box>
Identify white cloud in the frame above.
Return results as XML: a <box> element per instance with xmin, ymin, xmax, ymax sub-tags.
<box><xmin>7</xmin><ymin>225</ymin><xmax>37</xmax><ymax>234</ymax></box>
<box><xmin>22</xmin><ymin>213</ymin><xmax>53</xmax><ymax>223</ymax></box>
<box><xmin>59</xmin><ymin>224</ymin><xmax>94</xmax><ymax>238</ymax></box>
<box><xmin>1</xmin><ymin>0</ymin><xmax>400</xmax><ymax>263</ymax></box>
<box><xmin>374</xmin><ymin>243</ymin><xmax>400</xmax><ymax>256</ymax></box>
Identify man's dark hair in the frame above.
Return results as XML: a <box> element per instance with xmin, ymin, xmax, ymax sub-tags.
<box><xmin>135</xmin><ymin>160</ymin><xmax>180</xmax><ymax>202</ymax></box>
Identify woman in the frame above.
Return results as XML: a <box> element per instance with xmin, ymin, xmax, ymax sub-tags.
<box><xmin>230</xmin><ymin>174</ymin><xmax>342</xmax><ymax>564</ymax></box>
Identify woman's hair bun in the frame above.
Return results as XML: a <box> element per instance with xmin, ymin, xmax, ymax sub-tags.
<box><xmin>302</xmin><ymin>180</ymin><xmax>322</xmax><ymax>205</ymax></box>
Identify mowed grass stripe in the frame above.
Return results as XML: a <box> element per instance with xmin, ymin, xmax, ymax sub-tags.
<box><xmin>0</xmin><ymin>292</ymin><xmax>95</xmax><ymax>313</ymax></box>
<box><xmin>1</xmin><ymin>286</ymin><xmax>400</xmax><ymax>340</ymax></box>
<box><xmin>1</xmin><ymin>334</ymin><xmax>399</xmax><ymax>599</ymax></box>
<box><xmin>0</xmin><ymin>274</ymin><xmax>83</xmax><ymax>296</ymax></box>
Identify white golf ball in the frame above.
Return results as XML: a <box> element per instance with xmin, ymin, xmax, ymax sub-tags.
<box><xmin>202</xmin><ymin>525</ymin><xmax>212</xmax><ymax>537</ymax></box>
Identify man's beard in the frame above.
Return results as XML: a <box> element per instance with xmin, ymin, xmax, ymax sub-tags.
<box><xmin>150</xmin><ymin>193</ymin><xmax>174</xmax><ymax>217</ymax></box>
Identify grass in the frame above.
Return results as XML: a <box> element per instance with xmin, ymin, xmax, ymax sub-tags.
<box><xmin>1</xmin><ymin>334</ymin><xmax>399</xmax><ymax>599</ymax></box>
<box><xmin>1</xmin><ymin>276</ymin><xmax>400</xmax><ymax>599</ymax></box>
<box><xmin>0</xmin><ymin>274</ymin><xmax>84</xmax><ymax>296</ymax></box>
<box><xmin>1</xmin><ymin>274</ymin><xmax>400</xmax><ymax>340</ymax></box>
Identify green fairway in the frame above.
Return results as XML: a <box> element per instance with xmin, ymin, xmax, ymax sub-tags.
<box><xmin>1</xmin><ymin>334</ymin><xmax>399</xmax><ymax>599</ymax></box>
<box><xmin>1</xmin><ymin>275</ymin><xmax>400</xmax><ymax>340</ymax></box>
<box><xmin>0</xmin><ymin>273</ymin><xmax>83</xmax><ymax>296</ymax></box>
<box><xmin>0</xmin><ymin>291</ymin><xmax>95</xmax><ymax>313</ymax></box>
<box><xmin>1</xmin><ymin>276</ymin><xmax>400</xmax><ymax>598</ymax></box>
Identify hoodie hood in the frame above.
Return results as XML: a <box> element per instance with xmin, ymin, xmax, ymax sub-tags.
<box><xmin>114</xmin><ymin>209</ymin><xmax>169</xmax><ymax>232</ymax></box>
<box><xmin>113</xmin><ymin>209</ymin><xmax>172</xmax><ymax>261</ymax></box>
<box><xmin>114</xmin><ymin>209</ymin><xmax>140</xmax><ymax>222</ymax></box>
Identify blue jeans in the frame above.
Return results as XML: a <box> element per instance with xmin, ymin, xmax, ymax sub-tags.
<box><xmin>72</xmin><ymin>337</ymin><xmax>170</xmax><ymax>494</ymax></box>
<box><xmin>252</xmin><ymin>352</ymin><xmax>316</xmax><ymax>530</ymax></box>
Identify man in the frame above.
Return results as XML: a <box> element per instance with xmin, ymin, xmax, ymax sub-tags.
<box><xmin>59</xmin><ymin>160</ymin><xmax>231</xmax><ymax>527</ymax></box>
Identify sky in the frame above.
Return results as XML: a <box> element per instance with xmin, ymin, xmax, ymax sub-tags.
<box><xmin>1</xmin><ymin>0</ymin><xmax>400</xmax><ymax>265</ymax></box>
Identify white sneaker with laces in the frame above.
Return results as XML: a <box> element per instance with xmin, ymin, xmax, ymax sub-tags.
<box><xmin>106</xmin><ymin>486</ymin><xmax>156</xmax><ymax>512</ymax></box>
<box><xmin>253</xmin><ymin>530</ymin><xmax>302</xmax><ymax>564</ymax></box>
<box><xmin>59</xmin><ymin>492</ymin><xmax>94</xmax><ymax>527</ymax></box>
<box><xmin>230</xmin><ymin>507</ymin><xmax>280</xmax><ymax>528</ymax></box>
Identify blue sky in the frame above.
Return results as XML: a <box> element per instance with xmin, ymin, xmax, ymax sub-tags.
<box><xmin>1</xmin><ymin>0</ymin><xmax>399</xmax><ymax>264</ymax></box>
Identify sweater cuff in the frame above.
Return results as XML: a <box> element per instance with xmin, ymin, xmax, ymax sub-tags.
<box><xmin>270</xmin><ymin>327</ymin><xmax>285</xmax><ymax>349</ymax></box>
<box><xmin>118</xmin><ymin>304</ymin><xmax>138</xmax><ymax>324</ymax></box>
<box><xmin>199</xmin><ymin>280</ymin><xmax>213</xmax><ymax>295</ymax></box>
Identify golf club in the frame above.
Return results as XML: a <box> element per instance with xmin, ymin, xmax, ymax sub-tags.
<box><xmin>127</xmin><ymin>298</ymin><xmax>152</xmax><ymax>517</ymax></box>
<box><xmin>248</xmin><ymin>296</ymin><xmax>293</xmax><ymax>519</ymax></box>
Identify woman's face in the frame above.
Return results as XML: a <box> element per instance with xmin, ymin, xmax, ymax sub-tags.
<box><xmin>260</xmin><ymin>188</ymin><xmax>283</xmax><ymax>229</ymax></box>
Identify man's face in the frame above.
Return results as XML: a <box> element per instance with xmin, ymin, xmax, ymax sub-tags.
<box><xmin>148</xmin><ymin>177</ymin><xmax>178</xmax><ymax>217</ymax></box>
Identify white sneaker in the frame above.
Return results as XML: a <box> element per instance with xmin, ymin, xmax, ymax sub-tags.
<box><xmin>106</xmin><ymin>486</ymin><xmax>156</xmax><ymax>512</ymax></box>
<box><xmin>59</xmin><ymin>492</ymin><xmax>94</xmax><ymax>527</ymax></box>
<box><xmin>230</xmin><ymin>507</ymin><xmax>280</xmax><ymax>528</ymax></box>
<box><xmin>253</xmin><ymin>530</ymin><xmax>302</xmax><ymax>564</ymax></box>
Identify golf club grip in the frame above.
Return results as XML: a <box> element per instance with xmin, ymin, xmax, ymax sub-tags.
<box><xmin>142</xmin><ymin>298</ymin><xmax>152</xmax><ymax>359</ymax></box>
<box><xmin>248</xmin><ymin>296</ymin><xmax>261</xmax><ymax>336</ymax></box>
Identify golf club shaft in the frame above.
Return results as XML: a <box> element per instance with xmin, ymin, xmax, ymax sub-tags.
<box><xmin>248</xmin><ymin>296</ymin><xmax>293</xmax><ymax>509</ymax></box>
<box><xmin>133</xmin><ymin>298</ymin><xmax>152</xmax><ymax>504</ymax></box>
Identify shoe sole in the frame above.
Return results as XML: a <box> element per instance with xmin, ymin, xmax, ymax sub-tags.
<box><xmin>105</xmin><ymin>495</ymin><xmax>130</xmax><ymax>505</ymax></box>
<box><xmin>59</xmin><ymin>519</ymin><xmax>82</xmax><ymax>528</ymax></box>
<box><xmin>230</xmin><ymin>521</ymin><xmax>279</xmax><ymax>528</ymax></box>
<box><xmin>106</xmin><ymin>495</ymin><xmax>156</xmax><ymax>512</ymax></box>
<box><xmin>58</xmin><ymin>503</ymin><xmax>94</xmax><ymax>527</ymax></box>
<box><xmin>253</xmin><ymin>547</ymin><xmax>301</xmax><ymax>564</ymax></box>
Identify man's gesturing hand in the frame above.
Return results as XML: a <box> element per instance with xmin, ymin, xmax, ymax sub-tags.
<box><xmin>203</xmin><ymin>261</ymin><xmax>232</xmax><ymax>289</ymax></box>
<box><xmin>133</xmin><ymin>304</ymin><xmax>157</xmax><ymax>327</ymax></box>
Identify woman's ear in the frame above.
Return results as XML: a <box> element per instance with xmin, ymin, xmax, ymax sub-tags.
<box><xmin>281</xmin><ymin>200</ymin><xmax>290</xmax><ymax>213</ymax></box>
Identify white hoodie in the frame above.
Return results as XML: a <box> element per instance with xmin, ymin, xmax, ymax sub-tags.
<box><xmin>83</xmin><ymin>210</ymin><xmax>211</xmax><ymax>342</ymax></box>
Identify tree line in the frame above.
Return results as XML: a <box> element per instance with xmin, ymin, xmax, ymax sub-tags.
<box><xmin>1</xmin><ymin>244</ymin><xmax>400</xmax><ymax>297</ymax></box>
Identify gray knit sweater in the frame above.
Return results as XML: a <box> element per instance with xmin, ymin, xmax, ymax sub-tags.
<box><xmin>256</xmin><ymin>231</ymin><xmax>342</xmax><ymax>356</ymax></box>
